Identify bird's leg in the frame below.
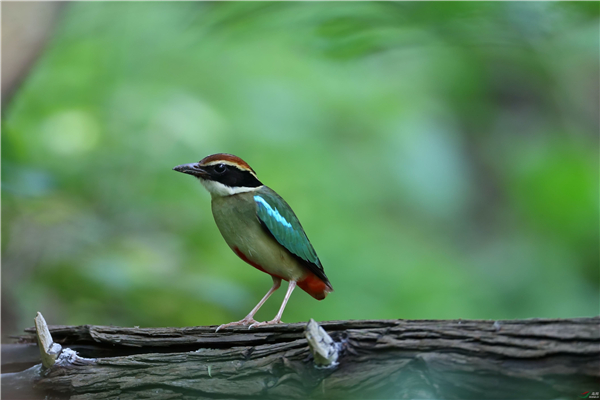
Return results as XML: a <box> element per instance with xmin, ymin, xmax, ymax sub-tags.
<box><xmin>249</xmin><ymin>280</ymin><xmax>297</xmax><ymax>328</ymax></box>
<box><xmin>215</xmin><ymin>277</ymin><xmax>281</xmax><ymax>332</ymax></box>
<box><xmin>271</xmin><ymin>280</ymin><xmax>297</xmax><ymax>323</ymax></box>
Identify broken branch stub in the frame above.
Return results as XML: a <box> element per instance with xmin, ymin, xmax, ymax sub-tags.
<box><xmin>34</xmin><ymin>312</ymin><xmax>61</xmax><ymax>369</ymax></box>
<box><xmin>305</xmin><ymin>318</ymin><xmax>339</xmax><ymax>367</ymax></box>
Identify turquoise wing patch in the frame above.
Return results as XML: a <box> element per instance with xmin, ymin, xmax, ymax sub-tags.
<box><xmin>254</xmin><ymin>192</ymin><xmax>321</xmax><ymax>268</ymax></box>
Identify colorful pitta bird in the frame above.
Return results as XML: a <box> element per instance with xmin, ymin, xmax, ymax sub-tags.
<box><xmin>173</xmin><ymin>154</ymin><xmax>332</xmax><ymax>331</ymax></box>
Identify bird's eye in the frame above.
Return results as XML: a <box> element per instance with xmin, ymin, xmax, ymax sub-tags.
<box><xmin>214</xmin><ymin>164</ymin><xmax>226</xmax><ymax>174</ymax></box>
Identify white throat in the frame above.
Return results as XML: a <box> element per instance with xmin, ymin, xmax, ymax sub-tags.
<box><xmin>199</xmin><ymin>179</ymin><xmax>261</xmax><ymax>197</ymax></box>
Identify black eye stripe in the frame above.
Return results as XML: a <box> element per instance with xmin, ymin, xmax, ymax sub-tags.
<box><xmin>207</xmin><ymin>165</ymin><xmax>262</xmax><ymax>188</ymax></box>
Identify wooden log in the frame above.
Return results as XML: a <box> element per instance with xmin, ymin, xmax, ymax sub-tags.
<box><xmin>4</xmin><ymin>317</ymin><xmax>599</xmax><ymax>399</ymax></box>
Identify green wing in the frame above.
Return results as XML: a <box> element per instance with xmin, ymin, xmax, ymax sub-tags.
<box><xmin>254</xmin><ymin>187</ymin><xmax>330</xmax><ymax>286</ymax></box>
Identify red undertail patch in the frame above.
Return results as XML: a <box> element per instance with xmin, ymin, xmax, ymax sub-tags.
<box><xmin>298</xmin><ymin>271</ymin><xmax>332</xmax><ymax>301</ymax></box>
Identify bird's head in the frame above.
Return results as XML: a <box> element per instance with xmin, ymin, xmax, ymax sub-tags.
<box><xmin>173</xmin><ymin>153</ymin><xmax>263</xmax><ymax>197</ymax></box>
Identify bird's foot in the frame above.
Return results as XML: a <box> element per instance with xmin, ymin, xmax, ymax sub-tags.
<box><xmin>215</xmin><ymin>317</ymin><xmax>258</xmax><ymax>332</ymax></box>
<box><xmin>248</xmin><ymin>318</ymin><xmax>283</xmax><ymax>329</ymax></box>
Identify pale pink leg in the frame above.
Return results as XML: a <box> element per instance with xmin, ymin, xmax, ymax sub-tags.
<box><xmin>249</xmin><ymin>280</ymin><xmax>297</xmax><ymax>328</ymax></box>
<box><xmin>215</xmin><ymin>277</ymin><xmax>281</xmax><ymax>332</ymax></box>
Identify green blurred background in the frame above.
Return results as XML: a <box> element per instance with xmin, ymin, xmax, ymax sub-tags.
<box><xmin>2</xmin><ymin>2</ymin><xmax>598</xmax><ymax>340</ymax></box>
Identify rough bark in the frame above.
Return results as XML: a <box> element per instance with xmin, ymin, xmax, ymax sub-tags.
<box><xmin>3</xmin><ymin>317</ymin><xmax>599</xmax><ymax>399</ymax></box>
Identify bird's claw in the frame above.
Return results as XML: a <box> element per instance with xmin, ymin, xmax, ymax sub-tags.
<box><xmin>248</xmin><ymin>319</ymin><xmax>283</xmax><ymax>329</ymax></box>
<box><xmin>215</xmin><ymin>318</ymin><xmax>258</xmax><ymax>332</ymax></box>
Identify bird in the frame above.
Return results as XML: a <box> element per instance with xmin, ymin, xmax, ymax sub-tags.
<box><xmin>173</xmin><ymin>153</ymin><xmax>332</xmax><ymax>331</ymax></box>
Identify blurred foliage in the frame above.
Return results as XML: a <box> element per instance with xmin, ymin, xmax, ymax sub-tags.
<box><xmin>2</xmin><ymin>2</ymin><xmax>598</xmax><ymax>338</ymax></box>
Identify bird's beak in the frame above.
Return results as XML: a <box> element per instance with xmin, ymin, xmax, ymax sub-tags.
<box><xmin>173</xmin><ymin>163</ymin><xmax>208</xmax><ymax>178</ymax></box>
